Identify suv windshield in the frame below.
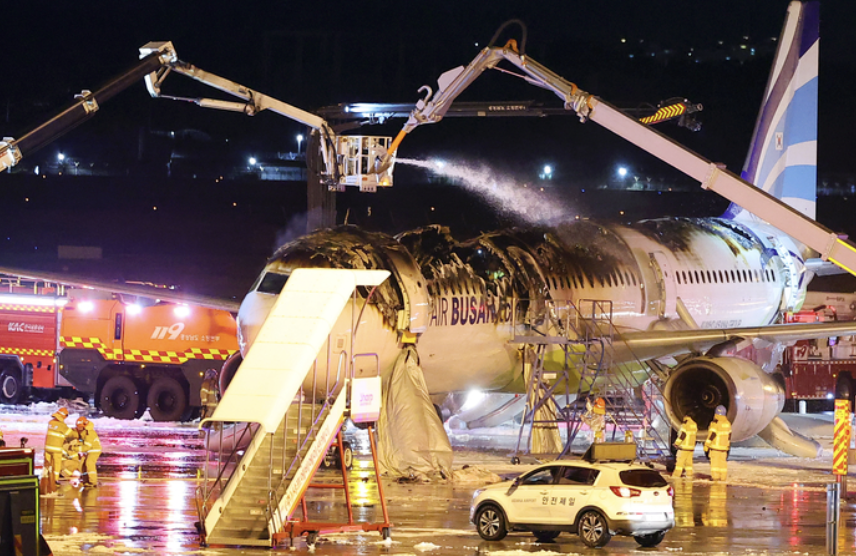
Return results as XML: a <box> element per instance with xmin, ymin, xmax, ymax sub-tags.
<box><xmin>619</xmin><ymin>469</ymin><xmax>668</xmax><ymax>488</ymax></box>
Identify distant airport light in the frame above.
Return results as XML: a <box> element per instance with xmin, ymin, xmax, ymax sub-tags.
<box><xmin>296</xmin><ymin>134</ymin><xmax>304</xmax><ymax>155</ymax></box>
<box><xmin>617</xmin><ymin>166</ymin><xmax>628</xmax><ymax>178</ymax></box>
<box><xmin>248</xmin><ymin>157</ymin><xmax>257</xmax><ymax>166</ymax></box>
<box><xmin>78</xmin><ymin>301</ymin><xmax>94</xmax><ymax>313</ymax></box>
<box><xmin>434</xmin><ymin>159</ymin><xmax>446</xmax><ymax>169</ymax></box>
<box><xmin>174</xmin><ymin>305</ymin><xmax>191</xmax><ymax>318</ymax></box>
<box><xmin>540</xmin><ymin>165</ymin><xmax>553</xmax><ymax>180</ymax></box>
<box><xmin>126</xmin><ymin>304</ymin><xmax>142</xmax><ymax>316</ymax></box>
<box><xmin>57</xmin><ymin>153</ymin><xmax>65</xmax><ymax>162</ymax></box>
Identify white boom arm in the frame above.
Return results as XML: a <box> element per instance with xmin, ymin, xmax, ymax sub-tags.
<box><xmin>138</xmin><ymin>42</ymin><xmax>393</xmax><ymax>191</ymax></box>
<box><xmin>382</xmin><ymin>44</ymin><xmax>856</xmax><ymax>277</ymax></box>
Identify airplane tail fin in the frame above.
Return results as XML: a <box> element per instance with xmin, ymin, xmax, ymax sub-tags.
<box><xmin>723</xmin><ymin>0</ymin><xmax>819</xmax><ymax>222</ymax></box>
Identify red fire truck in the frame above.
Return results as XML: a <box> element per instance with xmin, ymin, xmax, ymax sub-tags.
<box><xmin>780</xmin><ymin>306</ymin><xmax>856</xmax><ymax>408</ymax></box>
<box><xmin>0</xmin><ymin>276</ymin><xmax>238</xmax><ymax>420</ymax></box>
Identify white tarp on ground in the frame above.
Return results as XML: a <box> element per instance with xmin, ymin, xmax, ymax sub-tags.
<box><xmin>378</xmin><ymin>346</ymin><xmax>452</xmax><ymax>479</ymax></box>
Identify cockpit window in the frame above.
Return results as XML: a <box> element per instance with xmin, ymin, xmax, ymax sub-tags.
<box><xmin>256</xmin><ymin>272</ymin><xmax>290</xmax><ymax>294</ymax></box>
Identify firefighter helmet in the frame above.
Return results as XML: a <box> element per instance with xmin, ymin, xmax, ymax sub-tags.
<box><xmin>76</xmin><ymin>416</ymin><xmax>89</xmax><ymax>430</ymax></box>
<box><xmin>52</xmin><ymin>407</ymin><xmax>69</xmax><ymax>420</ymax></box>
<box><xmin>593</xmin><ymin>397</ymin><xmax>606</xmax><ymax>415</ymax></box>
<box><xmin>715</xmin><ymin>405</ymin><xmax>727</xmax><ymax>416</ymax></box>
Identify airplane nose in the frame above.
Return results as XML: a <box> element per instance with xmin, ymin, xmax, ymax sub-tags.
<box><xmin>236</xmin><ymin>291</ymin><xmax>277</xmax><ymax>355</ymax></box>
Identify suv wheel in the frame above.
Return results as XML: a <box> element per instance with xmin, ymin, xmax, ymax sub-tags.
<box><xmin>533</xmin><ymin>531</ymin><xmax>560</xmax><ymax>543</ymax></box>
<box><xmin>475</xmin><ymin>505</ymin><xmax>508</xmax><ymax>541</ymax></box>
<box><xmin>578</xmin><ymin>510</ymin><xmax>611</xmax><ymax>548</ymax></box>
<box><xmin>634</xmin><ymin>530</ymin><xmax>666</xmax><ymax>547</ymax></box>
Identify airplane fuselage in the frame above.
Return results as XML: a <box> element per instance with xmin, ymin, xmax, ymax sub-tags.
<box><xmin>237</xmin><ymin>217</ymin><xmax>807</xmax><ymax>396</ymax></box>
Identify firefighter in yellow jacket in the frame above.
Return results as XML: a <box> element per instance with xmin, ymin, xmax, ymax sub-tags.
<box><xmin>76</xmin><ymin>416</ymin><xmax>102</xmax><ymax>487</ymax></box>
<box><xmin>199</xmin><ymin>368</ymin><xmax>220</xmax><ymax>420</ymax></box>
<box><xmin>44</xmin><ymin>407</ymin><xmax>75</xmax><ymax>493</ymax></box>
<box><xmin>704</xmin><ymin>406</ymin><xmax>732</xmax><ymax>481</ymax></box>
<box><xmin>672</xmin><ymin>415</ymin><xmax>698</xmax><ymax>478</ymax></box>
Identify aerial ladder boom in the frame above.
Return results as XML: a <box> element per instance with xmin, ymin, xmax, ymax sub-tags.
<box><xmin>2</xmin><ymin>42</ymin><xmax>392</xmax><ymax>191</ymax></box>
<box><xmin>0</xmin><ymin>50</ymin><xmax>169</xmax><ymax>172</ymax></box>
<box><xmin>138</xmin><ymin>42</ymin><xmax>392</xmax><ymax>190</ymax></box>
<box><xmin>381</xmin><ymin>43</ymin><xmax>856</xmax><ymax>278</ymax></box>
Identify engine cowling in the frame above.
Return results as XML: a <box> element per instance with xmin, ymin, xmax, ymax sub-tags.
<box><xmin>663</xmin><ymin>356</ymin><xmax>784</xmax><ymax>442</ymax></box>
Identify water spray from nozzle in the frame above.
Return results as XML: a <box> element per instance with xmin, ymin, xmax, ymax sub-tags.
<box><xmin>397</xmin><ymin>157</ymin><xmax>571</xmax><ymax>226</ymax></box>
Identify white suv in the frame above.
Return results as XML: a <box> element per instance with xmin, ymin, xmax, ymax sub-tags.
<box><xmin>470</xmin><ymin>458</ymin><xmax>674</xmax><ymax>548</ymax></box>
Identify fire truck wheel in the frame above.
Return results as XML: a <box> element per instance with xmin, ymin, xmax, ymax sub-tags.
<box><xmin>147</xmin><ymin>376</ymin><xmax>188</xmax><ymax>422</ymax></box>
<box><xmin>0</xmin><ymin>371</ymin><xmax>23</xmax><ymax>404</ymax></box>
<box><xmin>100</xmin><ymin>375</ymin><xmax>142</xmax><ymax>420</ymax></box>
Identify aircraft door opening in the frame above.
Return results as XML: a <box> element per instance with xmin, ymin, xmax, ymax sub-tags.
<box><xmin>649</xmin><ymin>252</ymin><xmax>676</xmax><ymax>319</ymax></box>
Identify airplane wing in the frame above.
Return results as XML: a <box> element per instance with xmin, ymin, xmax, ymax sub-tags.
<box><xmin>617</xmin><ymin>320</ymin><xmax>856</xmax><ymax>362</ymax></box>
<box><xmin>0</xmin><ymin>266</ymin><xmax>241</xmax><ymax>313</ymax></box>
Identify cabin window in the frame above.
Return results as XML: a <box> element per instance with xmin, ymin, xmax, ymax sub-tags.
<box><xmin>718</xmin><ymin>270</ymin><xmax>725</xmax><ymax>283</ymax></box>
<box><xmin>680</xmin><ymin>271</ymin><xmax>687</xmax><ymax>284</ymax></box>
<box><xmin>676</xmin><ymin>272</ymin><xmax>682</xmax><ymax>285</ymax></box>
<box><xmin>755</xmin><ymin>269</ymin><xmax>761</xmax><ymax>282</ymax></box>
<box><xmin>631</xmin><ymin>273</ymin><xmax>637</xmax><ymax>286</ymax></box>
<box><xmin>257</xmin><ymin>272</ymin><xmax>290</xmax><ymax>294</ymax></box>
<box><xmin>706</xmin><ymin>271</ymin><xmax>712</xmax><ymax>283</ymax></box>
<box><xmin>694</xmin><ymin>271</ymin><xmax>701</xmax><ymax>284</ymax></box>
<box><xmin>618</xmin><ymin>272</ymin><xmax>625</xmax><ymax>286</ymax></box>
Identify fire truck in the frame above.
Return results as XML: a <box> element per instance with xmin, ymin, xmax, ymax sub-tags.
<box><xmin>780</xmin><ymin>305</ymin><xmax>856</xmax><ymax>408</ymax></box>
<box><xmin>0</xmin><ymin>277</ymin><xmax>238</xmax><ymax>420</ymax></box>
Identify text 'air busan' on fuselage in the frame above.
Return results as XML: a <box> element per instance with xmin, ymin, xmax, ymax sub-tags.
<box><xmin>234</xmin><ymin>1</ymin><xmax>839</xmax><ymax>457</ymax></box>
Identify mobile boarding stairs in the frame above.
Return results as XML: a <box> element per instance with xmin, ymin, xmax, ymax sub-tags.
<box><xmin>194</xmin><ymin>268</ymin><xmax>391</xmax><ymax>547</ymax></box>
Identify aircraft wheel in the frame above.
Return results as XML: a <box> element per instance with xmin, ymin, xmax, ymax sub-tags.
<box><xmin>147</xmin><ymin>376</ymin><xmax>188</xmax><ymax>421</ymax></box>
<box><xmin>100</xmin><ymin>375</ymin><xmax>142</xmax><ymax>420</ymax></box>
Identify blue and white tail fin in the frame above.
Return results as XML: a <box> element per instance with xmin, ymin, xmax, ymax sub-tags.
<box><xmin>723</xmin><ymin>0</ymin><xmax>819</xmax><ymax>222</ymax></box>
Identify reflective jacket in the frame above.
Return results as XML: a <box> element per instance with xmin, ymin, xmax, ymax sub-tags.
<box><xmin>674</xmin><ymin>418</ymin><xmax>698</xmax><ymax>450</ymax></box>
<box><xmin>45</xmin><ymin>418</ymin><xmax>73</xmax><ymax>453</ymax></box>
<box><xmin>705</xmin><ymin>415</ymin><xmax>732</xmax><ymax>451</ymax></box>
<box><xmin>200</xmin><ymin>378</ymin><xmax>219</xmax><ymax>406</ymax></box>
<box><xmin>80</xmin><ymin>422</ymin><xmax>102</xmax><ymax>456</ymax></box>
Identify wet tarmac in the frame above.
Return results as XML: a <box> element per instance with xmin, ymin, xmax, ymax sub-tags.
<box><xmin>2</xmin><ymin>407</ymin><xmax>856</xmax><ymax>554</ymax></box>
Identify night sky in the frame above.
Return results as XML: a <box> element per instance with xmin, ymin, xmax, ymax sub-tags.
<box><xmin>2</xmin><ymin>1</ymin><xmax>856</xmax><ymax>298</ymax></box>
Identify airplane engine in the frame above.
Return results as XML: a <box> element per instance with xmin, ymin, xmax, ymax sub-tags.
<box><xmin>663</xmin><ymin>356</ymin><xmax>784</xmax><ymax>442</ymax></box>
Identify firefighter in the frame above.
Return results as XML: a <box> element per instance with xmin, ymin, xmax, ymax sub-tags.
<box><xmin>44</xmin><ymin>407</ymin><xmax>74</xmax><ymax>494</ymax></box>
<box><xmin>76</xmin><ymin>416</ymin><xmax>102</xmax><ymax>487</ymax></box>
<box><xmin>200</xmin><ymin>368</ymin><xmax>220</xmax><ymax>420</ymax></box>
<box><xmin>581</xmin><ymin>397</ymin><xmax>607</xmax><ymax>443</ymax></box>
<box><xmin>704</xmin><ymin>405</ymin><xmax>732</xmax><ymax>481</ymax></box>
<box><xmin>60</xmin><ymin>438</ymin><xmax>82</xmax><ymax>481</ymax></box>
<box><xmin>672</xmin><ymin>415</ymin><xmax>698</xmax><ymax>478</ymax></box>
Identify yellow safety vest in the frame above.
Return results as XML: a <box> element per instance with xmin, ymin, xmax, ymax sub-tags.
<box><xmin>675</xmin><ymin>419</ymin><xmax>698</xmax><ymax>450</ymax></box>
<box><xmin>45</xmin><ymin>418</ymin><xmax>72</xmax><ymax>453</ymax></box>
<box><xmin>706</xmin><ymin>415</ymin><xmax>732</xmax><ymax>451</ymax></box>
<box><xmin>81</xmin><ymin>425</ymin><xmax>102</xmax><ymax>456</ymax></box>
